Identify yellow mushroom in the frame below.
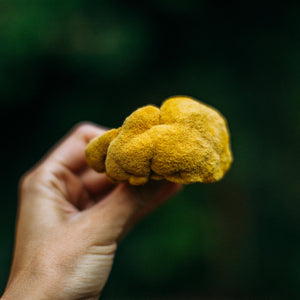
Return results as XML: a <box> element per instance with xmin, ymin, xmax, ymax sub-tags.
<box><xmin>85</xmin><ymin>96</ymin><xmax>233</xmax><ymax>185</ymax></box>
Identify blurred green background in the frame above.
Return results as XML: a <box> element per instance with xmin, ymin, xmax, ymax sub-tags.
<box><xmin>0</xmin><ymin>1</ymin><xmax>299</xmax><ymax>299</ymax></box>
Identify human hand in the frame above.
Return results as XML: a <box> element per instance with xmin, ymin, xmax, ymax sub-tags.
<box><xmin>2</xmin><ymin>123</ymin><xmax>181</xmax><ymax>300</ymax></box>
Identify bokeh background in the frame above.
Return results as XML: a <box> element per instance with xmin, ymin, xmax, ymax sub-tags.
<box><xmin>1</xmin><ymin>1</ymin><xmax>299</xmax><ymax>299</ymax></box>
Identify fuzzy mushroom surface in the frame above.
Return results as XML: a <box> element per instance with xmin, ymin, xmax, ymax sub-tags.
<box><xmin>85</xmin><ymin>96</ymin><xmax>233</xmax><ymax>185</ymax></box>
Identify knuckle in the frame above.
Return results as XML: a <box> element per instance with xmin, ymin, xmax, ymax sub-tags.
<box><xmin>19</xmin><ymin>171</ymin><xmax>34</xmax><ymax>193</ymax></box>
<box><xmin>73</xmin><ymin>121</ymin><xmax>95</xmax><ymax>135</ymax></box>
<box><xmin>18</xmin><ymin>166</ymin><xmax>48</xmax><ymax>194</ymax></box>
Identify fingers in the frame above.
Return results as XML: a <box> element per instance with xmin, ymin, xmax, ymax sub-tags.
<box><xmin>44</xmin><ymin>122</ymin><xmax>106</xmax><ymax>173</ymax></box>
<box><xmin>79</xmin><ymin>180</ymin><xmax>181</xmax><ymax>245</ymax></box>
<box><xmin>19</xmin><ymin>122</ymin><xmax>108</xmax><ymax>214</ymax></box>
<box><xmin>80</xmin><ymin>169</ymin><xmax>116</xmax><ymax>198</ymax></box>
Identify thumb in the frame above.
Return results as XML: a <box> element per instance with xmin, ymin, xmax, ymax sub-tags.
<box><xmin>79</xmin><ymin>181</ymin><xmax>170</xmax><ymax>245</ymax></box>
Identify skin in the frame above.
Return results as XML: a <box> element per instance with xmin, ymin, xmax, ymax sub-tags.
<box><xmin>1</xmin><ymin>123</ymin><xmax>181</xmax><ymax>300</ymax></box>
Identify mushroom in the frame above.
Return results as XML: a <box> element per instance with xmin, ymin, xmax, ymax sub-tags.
<box><xmin>85</xmin><ymin>96</ymin><xmax>233</xmax><ymax>185</ymax></box>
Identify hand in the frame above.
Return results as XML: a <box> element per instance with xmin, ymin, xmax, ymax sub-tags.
<box><xmin>2</xmin><ymin>123</ymin><xmax>181</xmax><ymax>300</ymax></box>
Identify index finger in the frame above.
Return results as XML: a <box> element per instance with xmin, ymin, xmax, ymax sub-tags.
<box><xmin>45</xmin><ymin>122</ymin><xmax>106</xmax><ymax>173</ymax></box>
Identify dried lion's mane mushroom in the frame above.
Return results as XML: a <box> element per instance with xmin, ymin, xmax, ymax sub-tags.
<box><xmin>85</xmin><ymin>96</ymin><xmax>233</xmax><ymax>185</ymax></box>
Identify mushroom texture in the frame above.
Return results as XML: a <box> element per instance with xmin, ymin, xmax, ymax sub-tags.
<box><xmin>85</xmin><ymin>96</ymin><xmax>233</xmax><ymax>185</ymax></box>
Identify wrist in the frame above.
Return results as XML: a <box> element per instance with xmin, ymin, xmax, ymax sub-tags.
<box><xmin>2</xmin><ymin>271</ymin><xmax>57</xmax><ymax>300</ymax></box>
<box><xmin>2</xmin><ymin>270</ymin><xmax>101</xmax><ymax>300</ymax></box>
